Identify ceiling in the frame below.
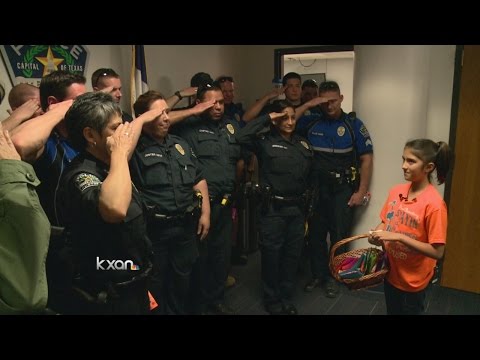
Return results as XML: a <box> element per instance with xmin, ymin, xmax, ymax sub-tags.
<box><xmin>284</xmin><ymin>51</ymin><xmax>354</xmax><ymax>61</ymax></box>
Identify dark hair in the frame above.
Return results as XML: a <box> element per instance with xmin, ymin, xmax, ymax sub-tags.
<box><xmin>39</xmin><ymin>70</ymin><xmax>86</xmax><ymax>112</ymax></box>
<box><xmin>405</xmin><ymin>139</ymin><xmax>453</xmax><ymax>185</ymax></box>
<box><xmin>133</xmin><ymin>90</ymin><xmax>166</xmax><ymax>117</ymax></box>
<box><xmin>302</xmin><ymin>79</ymin><xmax>318</xmax><ymax>90</ymax></box>
<box><xmin>282</xmin><ymin>72</ymin><xmax>301</xmax><ymax>86</ymax></box>
<box><xmin>190</xmin><ymin>72</ymin><xmax>213</xmax><ymax>88</ymax></box>
<box><xmin>319</xmin><ymin>80</ymin><xmax>340</xmax><ymax>94</ymax></box>
<box><xmin>270</xmin><ymin>100</ymin><xmax>295</xmax><ymax>114</ymax></box>
<box><xmin>91</xmin><ymin>68</ymin><xmax>120</xmax><ymax>88</ymax></box>
<box><xmin>196</xmin><ymin>83</ymin><xmax>221</xmax><ymax>101</ymax></box>
<box><xmin>65</xmin><ymin>92</ymin><xmax>122</xmax><ymax>151</ymax></box>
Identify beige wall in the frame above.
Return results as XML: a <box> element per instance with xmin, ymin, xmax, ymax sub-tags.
<box><xmin>1</xmin><ymin>46</ymin><xmax>456</xmax><ymax>242</ymax></box>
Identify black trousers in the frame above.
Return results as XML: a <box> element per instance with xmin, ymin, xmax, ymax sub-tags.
<box><xmin>189</xmin><ymin>202</ymin><xmax>233</xmax><ymax>313</ymax></box>
<box><xmin>384</xmin><ymin>278</ymin><xmax>428</xmax><ymax>315</ymax></box>
<box><xmin>147</xmin><ymin>214</ymin><xmax>198</xmax><ymax>315</ymax></box>
<box><xmin>308</xmin><ymin>182</ymin><xmax>354</xmax><ymax>280</ymax></box>
<box><xmin>259</xmin><ymin>203</ymin><xmax>305</xmax><ymax>306</ymax></box>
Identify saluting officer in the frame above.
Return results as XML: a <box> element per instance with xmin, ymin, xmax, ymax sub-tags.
<box><xmin>296</xmin><ymin>81</ymin><xmax>374</xmax><ymax>298</ymax></box>
<box><xmin>58</xmin><ymin>92</ymin><xmax>164</xmax><ymax>314</ymax></box>
<box><xmin>130</xmin><ymin>91</ymin><xmax>210</xmax><ymax>315</ymax></box>
<box><xmin>236</xmin><ymin>100</ymin><xmax>313</xmax><ymax>315</ymax></box>
<box><xmin>175</xmin><ymin>84</ymin><xmax>241</xmax><ymax>315</ymax></box>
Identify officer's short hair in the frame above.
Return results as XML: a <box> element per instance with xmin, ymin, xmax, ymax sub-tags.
<box><xmin>190</xmin><ymin>72</ymin><xmax>213</xmax><ymax>88</ymax></box>
<box><xmin>196</xmin><ymin>83</ymin><xmax>221</xmax><ymax>101</ymax></box>
<box><xmin>91</xmin><ymin>68</ymin><xmax>120</xmax><ymax>88</ymax></box>
<box><xmin>133</xmin><ymin>90</ymin><xmax>166</xmax><ymax>117</ymax></box>
<box><xmin>39</xmin><ymin>70</ymin><xmax>86</xmax><ymax>112</ymax></box>
<box><xmin>319</xmin><ymin>80</ymin><xmax>341</xmax><ymax>94</ymax></box>
<box><xmin>8</xmin><ymin>83</ymin><xmax>39</xmax><ymax>109</ymax></box>
<box><xmin>65</xmin><ymin>92</ymin><xmax>122</xmax><ymax>151</ymax></box>
<box><xmin>282</xmin><ymin>72</ymin><xmax>301</xmax><ymax>86</ymax></box>
<box><xmin>302</xmin><ymin>79</ymin><xmax>318</xmax><ymax>90</ymax></box>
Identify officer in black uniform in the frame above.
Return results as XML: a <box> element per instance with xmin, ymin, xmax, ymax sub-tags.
<box><xmin>130</xmin><ymin>91</ymin><xmax>210</xmax><ymax>315</ymax></box>
<box><xmin>57</xmin><ymin>92</ymin><xmax>158</xmax><ymax>314</ymax></box>
<box><xmin>175</xmin><ymin>84</ymin><xmax>241</xmax><ymax>315</ymax></box>
<box><xmin>236</xmin><ymin>100</ymin><xmax>313</xmax><ymax>315</ymax></box>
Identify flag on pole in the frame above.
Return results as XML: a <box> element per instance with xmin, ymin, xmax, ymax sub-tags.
<box><xmin>131</xmin><ymin>45</ymin><xmax>149</xmax><ymax>116</ymax></box>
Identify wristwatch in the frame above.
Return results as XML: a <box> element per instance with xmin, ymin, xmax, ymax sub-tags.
<box><xmin>175</xmin><ymin>91</ymin><xmax>183</xmax><ymax>100</ymax></box>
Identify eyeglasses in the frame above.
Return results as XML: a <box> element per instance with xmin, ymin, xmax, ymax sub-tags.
<box><xmin>93</xmin><ymin>68</ymin><xmax>118</xmax><ymax>88</ymax></box>
<box><xmin>216</xmin><ymin>76</ymin><xmax>234</xmax><ymax>83</ymax></box>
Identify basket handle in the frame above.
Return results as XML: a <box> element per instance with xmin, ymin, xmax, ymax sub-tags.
<box><xmin>329</xmin><ymin>233</ymin><xmax>370</xmax><ymax>269</ymax></box>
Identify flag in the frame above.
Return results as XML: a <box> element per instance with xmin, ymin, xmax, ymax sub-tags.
<box><xmin>131</xmin><ymin>45</ymin><xmax>149</xmax><ymax>116</ymax></box>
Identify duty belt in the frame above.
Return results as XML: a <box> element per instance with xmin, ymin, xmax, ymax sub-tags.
<box><xmin>271</xmin><ymin>195</ymin><xmax>304</xmax><ymax>205</ymax></box>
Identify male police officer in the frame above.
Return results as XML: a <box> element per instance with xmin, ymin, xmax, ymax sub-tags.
<box><xmin>175</xmin><ymin>84</ymin><xmax>242</xmax><ymax>315</ymax></box>
<box><xmin>130</xmin><ymin>91</ymin><xmax>210</xmax><ymax>315</ymax></box>
<box><xmin>296</xmin><ymin>81</ymin><xmax>373</xmax><ymax>298</ymax></box>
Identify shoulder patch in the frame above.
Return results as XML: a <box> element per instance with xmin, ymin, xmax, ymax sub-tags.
<box><xmin>359</xmin><ymin>124</ymin><xmax>370</xmax><ymax>138</ymax></box>
<box><xmin>74</xmin><ymin>173</ymin><xmax>101</xmax><ymax>192</ymax></box>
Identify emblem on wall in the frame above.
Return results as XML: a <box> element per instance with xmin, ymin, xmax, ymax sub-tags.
<box><xmin>0</xmin><ymin>45</ymin><xmax>89</xmax><ymax>86</ymax></box>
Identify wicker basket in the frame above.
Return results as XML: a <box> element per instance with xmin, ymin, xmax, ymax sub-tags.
<box><xmin>329</xmin><ymin>234</ymin><xmax>389</xmax><ymax>290</ymax></box>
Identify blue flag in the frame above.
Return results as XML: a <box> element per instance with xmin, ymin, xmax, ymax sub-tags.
<box><xmin>131</xmin><ymin>45</ymin><xmax>149</xmax><ymax>115</ymax></box>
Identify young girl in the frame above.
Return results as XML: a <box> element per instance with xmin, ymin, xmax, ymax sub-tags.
<box><xmin>369</xmin><ymin>139</ymin><xmax>452</xmax><ymax>315</ymax></box>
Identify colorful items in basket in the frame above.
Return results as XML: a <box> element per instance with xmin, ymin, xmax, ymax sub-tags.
<box><xmin>337</xmin><ymin>248</ymin><xmax>387</xmax><ymax>280</ymax></box>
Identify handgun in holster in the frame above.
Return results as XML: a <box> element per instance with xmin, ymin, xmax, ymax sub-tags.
<box><xmin>349</xmin><ymin>166</ymin><xmax>360</xmax><ymax>191</ymax></box>
<box><xmin>189</xmin><ymin>190</ymin><xmax>203</xmax><ymax>219</ymax></box>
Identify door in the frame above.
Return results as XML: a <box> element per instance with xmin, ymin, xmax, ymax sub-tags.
<box><xmin>441</xmin><ymin>45</ymin><xmax>480</xmax><ymax>293</ymax></box>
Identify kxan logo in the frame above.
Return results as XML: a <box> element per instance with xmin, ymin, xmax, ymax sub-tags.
<box><xmin>96</xmin><ymin>257</ymin><xmax>140</xmax><ymax>271</ymax></box>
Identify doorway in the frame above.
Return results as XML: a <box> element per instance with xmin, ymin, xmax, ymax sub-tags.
<box><xmin>274</xmin><ymin>45</ymin><xmax>355</xmax><ymax>112</ymax></box>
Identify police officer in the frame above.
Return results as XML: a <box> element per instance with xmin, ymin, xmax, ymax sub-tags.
<box><xmin>175</xmin><ymin>84</ymin><xmax>241</xmax><ymax>315</ymax></box>
<box><xmin>296</xmin><ymin>81</ymin><xmax>374</xmax><ymax>298</ymax></box>
<box><xmin>58</xmin><ymin>92</ymin><xmax>163</xmax><ymax>314</ymax></box>
<box><xmin>130</xmin><ymin>91</ymin><xmax>210</xmax><ymax>315</ymax></box>
<box><xmin>236</xmin><ymin>100</ymin><xmax>313</xmax><ymax>315</ymax></box>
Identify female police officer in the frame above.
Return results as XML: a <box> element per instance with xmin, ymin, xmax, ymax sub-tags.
<box><xmin>130</xmin><ymin>90</ymin><xmax>210</xmax><ymax>315</ymax></box>
<box><xmin>58</xmin><ymin>91</ymin><xmax>163</xmax><ymax>314</ymax></box>
<box><xmin>236</xmin><ymin>101</ymin><xmax>313</xmax><ymax>315</ymax></box>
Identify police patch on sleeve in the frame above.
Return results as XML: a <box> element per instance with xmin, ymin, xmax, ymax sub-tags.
<box><xmin>226</xmin><ymin>123</ymin><xmax>235</xmax><ymax>134</ymax></box>
<box><xmin>300</xmin><ymin>140</ymin><xmax>310</xmax><ymax>150</ymax></box>
<box><xmin>74</xmin><ymin>173</ymin><xmax>101</xmax><ymax>192</ymax></box>
<box><xmin>175</xmin><ymin>143</ymin><xmax>185</xmax><ymax>155</ymax></box>
<box><xmin>359</xmin><ymin>124</ymin><xmax>370</xmax><ymax>138</ymax></box>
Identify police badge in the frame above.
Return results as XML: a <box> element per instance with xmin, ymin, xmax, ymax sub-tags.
<box><xmin>175</xmin><ymin>143</ymin><xmax>185</xmax><ymax>155</ymax></box>
<box><xmin>226</xmin><ymin>123</ymin><xmax>235</xmax><ymax>134</ymax></box>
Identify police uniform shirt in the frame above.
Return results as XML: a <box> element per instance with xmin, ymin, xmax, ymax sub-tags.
<box><xmin>130</xmin><ymin>133</ymin><xmax>203</xmax><ymax>215</ymax></box>
<box><xmin>34</xmin><ymin>131</ymin><xmax>79</xmax><ymax>226</ymax></box>
<box><xmin>236</xmin><ymin>114</ymin><xmax>313</xmax><ymax>197</ymax></box>
<box><xmin>176</xmin><ymin>115</ymin><xmax>242</xmax><ymax>198</ymax></box>
<box><xmin>59</xmin><ymin>152</ymin><xmax>151</xmax><ymax>283</ymax></box>
<box><xmin>296</xmin><ymin>111</ymin><xmax>373</xmax><ymax>172</ymax></box>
